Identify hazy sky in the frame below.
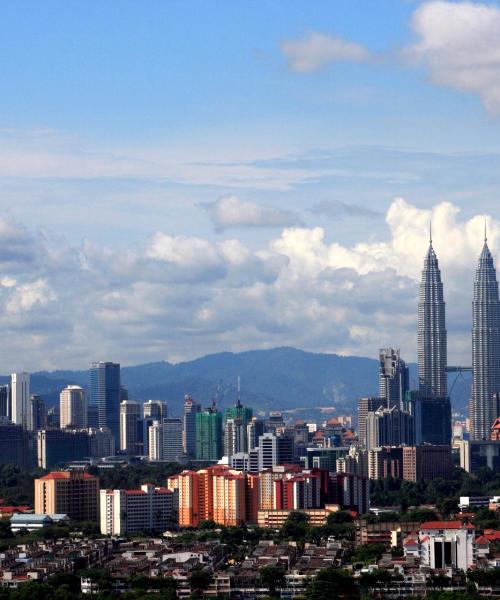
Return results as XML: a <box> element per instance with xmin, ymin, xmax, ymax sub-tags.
<box><xmin>1</xmin><ymin>0</ymin><xmax>500</xmax><ymax>370</ymax></box>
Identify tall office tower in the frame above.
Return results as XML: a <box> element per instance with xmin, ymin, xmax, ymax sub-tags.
<box><xmin>148</xmin><ymin>420</ymin><xmax>162</xmax><ymax>461</ymax></box>
<box><xmin>143</xmin><ymin>400</ymin><xmax>167</xmax><ymax>421</ymax></box>
<box><xmin>224</xmin><ymin>398</ymin><xmax>252</xmax><ymax>457</ymax></box>
<box><xmin>471</xmin><ymin>236</ymin><xmax>500</xmax><ymax>439</ymax></box>
<box><xmin>60</xmin><ymin>385</ymin><xmax>87</xmax><ymax>429</ymax></box>
<box><xmin>258</xmin><ymin>432</ymin><xmax>278</xmax><ymax>470</ymax></box>
<box><xmin>90</xmin><ymin>362</ymin><xmax>121</xmax><ymax>448</ymax></box>
<box><xmin>11</xmin><ymin>372</ymin><xmax>30</xmax><ymax>428</ymax></box>
<box><xmin>162</xmin><ymin>418</ymin><xmax>184</xmax><ymax>462</ymax></box>
<box><xmin>378</xmin><ymin>348</ymin><xmax>409</xmax><ymax>409</ymax></box>
<box><xmin>418</xmin><ymin>236</ymin><xmax>447</xmax><ymax>397</ymax></box>
<box><xmin>357</xmin><ymin>397</ymin><xmax>385</xmax><ymax>447</ymax></box>
<box><xmin>196</xmin><ymin>401</ymin><xmax>223</xmax><ymax>461</ymax></box>
<box><xmin>224</xmin><ymin>418</ymin><xmax>246</xmax><ymax>457</ymax></box>
<box><xmin>365</xmin><ymin>406</ymin><xmax>414</xmax><ymax>451</ymax></box>
<box><xmin>28</xmin><ymin>395</ymin><xmax>46</xmax><ymax>431</ymax></box>
<box><xmin>247</xmin><ymin>417</ymin><xmax>265</xmax><ymax>452</ymax></box>
<box><xmin>183</xmin><ymin>395</ymin><xmax>200</xmax><ymax>458</ymax></box>
<box><xmin>119</xmin><ymin>400</ymin><xmax>141</xmax><ymax>454</ymax></box>
<box><xmin>0</xmin><ymin>385</ymin><xmax>9</xmax><ymax>419</ymax></box>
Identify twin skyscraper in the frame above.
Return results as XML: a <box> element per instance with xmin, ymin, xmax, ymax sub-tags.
<box><xmin>418</xmin><ymin>228</ymin><xmax>500</xmax><ymax>441</ymax></box>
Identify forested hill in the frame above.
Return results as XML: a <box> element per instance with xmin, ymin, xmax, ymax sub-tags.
<box><xmin>0</xmin><ymin>347</ymin><xmax>471</xmax><ymax>419</ymax></box>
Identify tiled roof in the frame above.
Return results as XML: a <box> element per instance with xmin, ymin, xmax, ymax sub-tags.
<box><xmin>420</xmin><ymin>520</ymin><xmax>474</xmax><ymax>530</ymax></box>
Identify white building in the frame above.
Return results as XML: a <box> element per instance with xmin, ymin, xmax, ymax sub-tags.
<box><xmin>405</xmin><ymin>521</ymin><xmax>476</xmax><ymax>571</ymax></box>
<box><xmin>148</xmin><ymin>418</ymin><xmax>183</xmax><ymax>462</ymax></box>
<box><xmin>11</xmin><ymin>373</ymin><xmax>30</xmax><ymax>428</ymax></box>
<box><xmin>119</xmin><ymin>400</ymin><xmax>141</xmax><ymax>454</ymax></box>
<box><xmin>60</xmin><ymin>385</ymin><xmax>87</xmax><ymax>429</ymax></box>
<box><xmin>100</xmin><ymin>484</ymin><xmax>174</xmax><ymax>535</ymax></box>
<box><xmin>258</xmin><ymin>433</ymin><xmax>277</xmax><ymax>471</ymax></box>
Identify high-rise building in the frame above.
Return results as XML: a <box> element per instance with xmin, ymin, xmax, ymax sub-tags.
<box><xmin>0</xmin><ymin>385</ymin><xmax>9</xmax><ymax>419</ymax></box>
<box><xmin>258</xmin><ymin>433</ymin><xmax>277</xmax><ymax>470</ymax></box>
<box><xmin>37</xmin><ymin>429</ymin><xmax>89</xmax><ymax>469</ymax></box>
<box><xmin>357</xmin><ymin>397</ymin><xmax>385</xmax><ymax>447</ymax></box>
<box><xmin>162</xmin><ymin>418</ymin><xmax>183</xmax><ymax>462</ymax></box>
<box><xmin>247</xmin><ymin>417</ymin><xmax>265</xmax><ymax>452</ymax></box>
<box><xmin>471</xmin><ymin>236</ymin><xmax>500</xmax><ymax>439</ymax></box>
<box><xmin>196</xmin><ymin>402</ymin><xmax>223</xmax><ymax>461</ymax></box>
<box><xmin>87</xmin><ymin>427</ymin><xmax>115</xmax><ymax>458</ymax></box>
<box><xmin>224</xmin><ymin>418</ymin><xmax>247</xmax><ymax>457</ymax></box>
<box><xmin>34</xmin><ymin>470</ymin><xmax>99</xmax><ymax>522</ymax></box>
<box><xmin>60</xmin><ymin>385</ymin><xmax>87</xmax><ymax>430</ymax></box>
<box><xmin>143</xmin><ymin>400</ymin><xmax>167</xmax><ymax>421</ymax></box>
<box><xmin>11</xmin><ymin>372</ymin><xmax>30</xmax><ymax>429</ymax></box>
<box><xmin>90</xmin><ymin>362</ymin><xmax>121</xmax><ymax>448</ymax></box>
<box><xmin>100</xmin><ymin>484</ymin><xmax>174</xmax><ymax>535</ymax></box>
<box><xmin>378</xmin><ymin>348</ymin><xmax>409</xmax><ymax>409</ymax></box>
<box><xmin>402</xmin><ymin>445</ymin><xmax>453</xmax><ymax>481</ymax></box>
<box><xmin>0</xmin><ymin>422</ymin><xmax>34</xmax><ymax>468</ymax></box>
<box><xmin>119</xmin><ymin>400</ymin><xmax>141</xmax><ymax>454</ymax></box>
<box><xmin>365</xmin><ymin>406</ymin><xmax>414</xmax><ymax>451</ymax></box>
<box><xmin>410</xmin><ymin>393</ymin><xmax>451</xmax><ymax>445</ymax></box>
<box><xmin>183</xmin><ymin>395</ymin><xmax>200</xmax><ymax>458</ymax></box>
<box><xmin>418</xmin><ymin>236</ymin><xmax>447</xmax><ymax>397</ymax></box>
<box><xmin>28</xmin><ymin>395</ymin><xmax>46</xmax><ymax>431</ymax></box>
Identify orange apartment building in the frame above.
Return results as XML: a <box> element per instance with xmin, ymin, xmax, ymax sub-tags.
<box><xmin>34</xmin><ymin>470</ymin><xmax>99</xmax><ymax>522</ymax></box>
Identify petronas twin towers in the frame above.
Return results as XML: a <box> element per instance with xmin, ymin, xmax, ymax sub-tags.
<box><xmin>418</xmin><ymin>229</ymin><xmax>500</xmax><ymax>440</ymax></box>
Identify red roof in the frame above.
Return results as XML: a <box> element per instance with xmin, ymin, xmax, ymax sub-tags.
<box><xmin>421</xmin><ymin>521</ymin><xmax>475</xmax><ymax>530</ymax></box>
<box><xmin>476</xmin><ymin>536</ymin><xmax>490</xmax><ymax>545</ymax></box>
<box><xmin>40</xmin><ymin>471</ymin><xmax>96</xmax><ymax>480</ymax></box>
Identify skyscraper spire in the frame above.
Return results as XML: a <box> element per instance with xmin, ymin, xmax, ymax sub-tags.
<box><xmin>471</xmin><ymin>238</ymin><xmax>500</xmax><ymax>439</ymax></box>
<box><xmin>418</xmin><ymin>236</ymin><xmax>447</xmax><ymax>397</ymax></box>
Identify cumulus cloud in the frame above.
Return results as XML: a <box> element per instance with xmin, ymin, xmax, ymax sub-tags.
<box><xmin>0</xmin><ymin>199</ymin><xmax>495</xmax><ymax>370</ymax></box>
<box><xmin>203</xmin><ymin>195</ymin><xmax>300</xmax><ymax>231</ymax></box>
<box><xmin>309</xmin><ymin>201</ymin><xmax>383</xmax><ymax>220</ymax></box>
<box><xmin>407</xmin><ymin>0</ymin><xmax>500</xmax><ymax>114</ymax></box>
<box><xmin>281</xmin><ymin>31</ymin><xmax>372</xmax><ymax>72</ymax></box>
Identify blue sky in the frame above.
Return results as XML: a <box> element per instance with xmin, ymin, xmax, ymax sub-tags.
<box><xmin>1</xmin><ymin>0</ymin><xmax>500</xmax><ymax>369</ymax></box>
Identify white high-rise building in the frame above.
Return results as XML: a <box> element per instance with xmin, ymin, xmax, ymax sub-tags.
<box><xmin>60</xmin><ymin>385</ymin><xmax>87</xmax><ymax>429</ymax></box>
<box><xmin>11</xmin><ymin>373</ymin><xmax>30</xmax><ymax>429</ymax></box>
<box><xmin>143</xmin><ymin>400</ymin><xmax>167</xmax><ymax>421</ymax></box>
<box><xmin>148</xmin><ymin>418</ymin><xmax>183</xmax><ymax>462</ymax></box>
<box><xmin>258</xmin><ymin>433</ymin><xmax>278</xmax><ymax>471</ymax></box>
<box><xmin>120</xmin><ymin>400</ymin><xmax>141</xmax><ymax>454</ymax></box>
<box><xmin>100</xmin><ymin>484</ymin><xmax>174</xmax><ymax>535</ymax></box>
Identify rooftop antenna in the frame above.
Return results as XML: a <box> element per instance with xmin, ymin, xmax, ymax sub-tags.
<box><xmin>429</xmin><ymin>220</ymin><xmax>432</xmax><ymax>245</ymax></box>
<box><xmin>485</xmin><ymin>219</ymin><xmax>488</xmax><ymax>243</ymax></box>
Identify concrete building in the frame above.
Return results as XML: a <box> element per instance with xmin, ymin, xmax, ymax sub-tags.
<box><xmin>60</xmin><ymin>385</ymin><xmax>87</xmax><ymax>429</ymax></box>
<box><xmin>100</xmin><ymin>484</ymin><xmax>174</xmax><ymax>535</ymax></box>
<box><xmin>368</xmin><ymin>447</ymin><xmax>403</xmax><ymax>480</ymax></box>
<box><xmin>88</xmin><ymin>427</ymin><xmax>115</xmax><ymax>459</ymax></box>
<box><xmin>379</xmin><ymin>348</ymin><xmax>409</xmax><ymax>409</ymax></box>
<box><xmin>182</xmin><ymin>395</ymin><xmax>200</xmax><ymax>458</ymax></box>
<box><xmin>34</xmin><ymin>470</ymin><xmax>99</xmax><ymax>522</ymax></box>
<box><xmin>417</xmin><ymin>521</ymin><xmax>475</xmax><ymax>571</ymax></box>
<box><xmin>258</xmin><ymin>433</ymin><xmax>277</xmax><ymax>471</ymax></box>
<box><xmin>365</xmin><ymin>406</ymin><xmax>414</xmax><ymax>450</ymax></box>
<box><xmin>358</xmin><ymin>397</ymin><xmax>385</xmax><ymax>447</ymax></box>
<box><xmin>11</xmin><ymin>372</ymin><xmax>30</xmax><ymax>429</ymax></box>
<box><xmin>119</xmin><ymin>400</ymin><xmax>141</xmax><ymax>454</ymax></box>
<box><xmin>247</xmin><ymin>417</ymin><xmax>265</xmax><ymax>452</ymax></box>
<box><xmin>162</xmin><ymin>418</ymin><xmax>183</xmax><ymax>462</ymax></box>
<box><xmin>0</xmin><ymin>422</ymin><xmax>34</xmax><ymax>468</ymax></box>
<box><xmin>143</xmin><ymin>400</ymin><xmax>167</xmax><ymax>421</ymax></box>
<box><xmin>402</xmin><ymin>445</ymin><xmax>453</xmax><ymax>481</ymax></box>
<box><xmin>460</xmin><ymin>439</ymin><xmax>500</xmax><ymax>472</ymax></box>
<box><xmin>0</xmin><ymin>385</ymin><xmax>9</xmax><ymax>419</ymax></box>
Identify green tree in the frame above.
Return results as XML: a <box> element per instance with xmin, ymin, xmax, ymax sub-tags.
<box><xmin>259</xmin><ymin>565</ymin><xmax>286</xmax><ymax>597</ymax></box>
<box><xmin>305</xmin><ymin>568</ymin><xmax>355</xmax><ymax>600</ymax></box>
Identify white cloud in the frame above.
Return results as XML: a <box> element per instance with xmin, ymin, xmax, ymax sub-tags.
<box><xmin>281</xmin><ymin>31</ymin><xmax>372</xmax><ymax>73</ymax></box>
<box><xmin>0</xmin><ymin>199</ymin><xmax>496</xmax><ymax>370</ymax></box>
<box><xmin>408</xmin><ymin>0</ymin><xmax>500</xmax><ymax>114</ymax></box>
<box><xmin>204</xmin><ymin>195</ymin><xmax>300</xmax><ymax>231</ymax></box>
